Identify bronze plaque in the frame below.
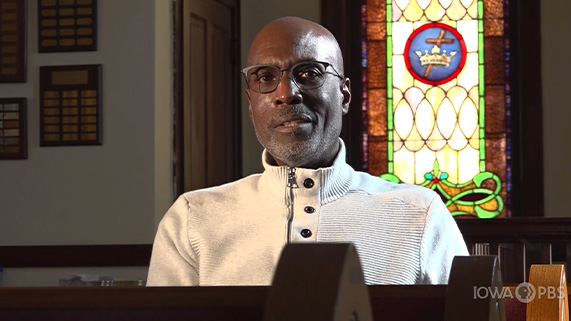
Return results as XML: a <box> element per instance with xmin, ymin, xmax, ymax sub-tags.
<box><xmin>0</xmin><ymin>0</ymin><xmax>26</xmax><ymax>82</ymax></box>
<box><xmin>0</xmin><ymin>98</ymin><xmax>27</xmax><ymax>159</ymax></box>
<box><xmin>40</xmin><ymin>65</ymin><xmax>102</xmax><ymax>146</ymax></box>
<box><xmin>38</xmin><ymin>0</ymin><xmax>97</xmax><ymax>52</ymax></box>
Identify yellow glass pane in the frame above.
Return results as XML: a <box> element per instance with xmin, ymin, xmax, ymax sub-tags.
<box><xmin>467</xmin><ymin>0</ymin><xmax>478</xmax><ymax>18</ymax></box>
<box><xmin>426</xmin><ymin>127</ymin><xmax>447</xmax><ymax>151</ymax></box>
<box><xmin>415</xmin><ymin>99</ymin><xmax>435</xmax><ymax>140</ymax></box>
<box><xmin>439</xmin><ymin>0</ymin><xmax>452</xmax><ymax>9</ymax></box>
<box><xmin>448</xmin><ymin>86</ymin><xmax>468</xmax><ymax>112</ymax></box>
<box><xmin>426</xmin><ymin>0</ymin><xmax>446</xmax><ymax>21</ymax></box>
<box><xmin>468</xmin><ymin>136</ymin><xmax>479</xmax><ymax>149</ymax></box>
<box><xmin>393</xmin><ymin>56</ymin><xmax>414</xmax><ymax>90</ymax></box>
<box><xmin>436</xmin><ymin>145</ymin><xmax>458</xmax><ymax>183</ymax></box>
<box><xmin>448</xmin><ymin>125</ymin><xmax>468</xmax><ymax>150</ymax></box>
<box><xmin>458</xmin><ymin>97</ymin><xmax>478</xmax><ymax>138</ymax></box>
<box><xmin>461</xmin><ymin>0</ymin><xmax>474</xmax><ymax>7</ymax></box>
<box><xmin>392</xmin><ymin>22</ymin><xmax>413</xmax><ymax>54</ymax></box>
<box><xmin>456</xmin><ymin>53</ymin><xmax>479</xmax><ymax>89</ymax></box>
<box><xmin>403</xmin><ymin>0</ymin><xmax>424</xmax><ymax>21</ymax></box>
<box><xmin>395</xmin><ymin>0</ymin><xmax>411</xmax><ymax>12</ymax></box>
<box><xmin>436</xmin><ymin>98</ymin><xmax>457</xmax><ymax>138</ymax></box>
<box><xmin>446</xmin><ymin>0</ymin><xmax>467</xmax><ymax>20</ymax></box>
<box><xmin>458</xmin><ymin>145</ymin><xmax>479</xmax><ymax>183</ymax></box>
<box><xmin>394</xmin><ymin>148</ymin><xmax>416</xmax><ymax>183</ymax></box>
<box><xmin>426</xmin><ymin>86</ymin><xmax>446</xmax><ymax>108</ymax></box>
<box><xmin>404</xmin><ymin>126</ymin><xmax>424</xmax><ymax>151</ymax></box>
<box><xmin>417</xmin><ymin>0</ymin><xmax>431</xmax><ymax>9</ymax></box>
<box><xmin>393</xmin><ymin>89</ymin><xmax>404</xmax><ymax>108</ymax></box>
<box><xmin>458</xmin><ymin>20</ymin><xmax>479</xmax><ymax>52</ymax></box>
<box><xmin>394</xmin><ymin>99</ymin><xmax>414</xmax><ymax>139</ymax></box>
<box><xmin>415</xmin><ymin>147</ymin><xmax>436</xmax><ymax>183</ymax></box>
<box><xmin>394</xmin><ymin>137</ymin><xmax>405</xmax><ymax>152</ymax></box>
<box><xmin>468</xmin><ymin>86</ymin><xmax>479</xmax><ymax>109</ymax></box>
<box><xmin>404</xmin><ymin>86</ymin><xmax>425</xmax><ymax>108</ymax></box>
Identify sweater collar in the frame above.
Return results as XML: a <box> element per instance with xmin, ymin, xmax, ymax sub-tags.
<box><xmin>259</xmin><ymin>139</ymin><xmax>354</xmax><ymax>206</ymax></box>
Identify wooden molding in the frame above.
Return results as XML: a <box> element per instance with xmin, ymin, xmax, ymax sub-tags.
<box><xmin>0</xmin><ymin>244</ymin><xmax>152</xmax><ymax>268</ymax></box>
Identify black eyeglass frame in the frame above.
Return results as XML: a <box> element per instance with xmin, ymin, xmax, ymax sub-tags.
<box><xmin>241</xmin><ymin>60</ymin><xmax>344</xmax><ymax>94</ymax></box>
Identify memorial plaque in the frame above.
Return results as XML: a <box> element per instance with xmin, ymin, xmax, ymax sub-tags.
<box><xmin>38</xmin><ymin>0</ymin><xmax>97</xmax><ymax>52</ymax></box>
<box><xmin>0</xmin><ymin>98</ymin><xmax>27</xmax><ymax>159</ymax></box>
<box><xmin>40</xmin><ymin>64</ymin><xmax>102</xmax><ymax>146</ymax></box>
<box><xmin>0</xmin><ymin>0</ymin><xmax>26</xmax><ymax>82</ymax></box>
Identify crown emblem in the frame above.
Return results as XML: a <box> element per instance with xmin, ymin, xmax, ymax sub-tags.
<box><xmin>415</xmin><ymin>45</ymin><xmax>457</xmax><ymax>68</ymax></box>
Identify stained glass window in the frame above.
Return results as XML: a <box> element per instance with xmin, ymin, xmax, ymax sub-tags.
<box><xmin>362</xmin><ymin>0</ymin><xmax>510</xmax><ymax>218</ymax></box>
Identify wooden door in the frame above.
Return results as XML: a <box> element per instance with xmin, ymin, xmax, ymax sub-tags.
<box><xmin>175</xmin><ymin>0</ymin><xmax>241</xmax><ymax>195</ymax></box>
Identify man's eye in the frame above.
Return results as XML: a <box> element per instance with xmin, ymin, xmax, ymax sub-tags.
<box><xmin>255</xmin><ymin>72</ymin><xmax>277</xmax><ymax>83</ymax></box>
<box><xmin>296</xmin><ymin>67</ymin><xmax>323</xmax><ymax>81</ymax></box>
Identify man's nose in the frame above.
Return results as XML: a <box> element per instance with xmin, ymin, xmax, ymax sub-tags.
<box><xmin>273</xmin><ymin>73</ymin><xmax>303</xmax><ymax>105</ymax></box>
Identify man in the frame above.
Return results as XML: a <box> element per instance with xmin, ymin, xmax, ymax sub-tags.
<box><xmin>147</xmin><ymin>16</ymin><xmax>468</xmax><ymax>286</ymax></box>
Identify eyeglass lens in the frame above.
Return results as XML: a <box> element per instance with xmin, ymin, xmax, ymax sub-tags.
<box><xmin>246</xmin><ymin>62</ymin><xmax>329</xmax><ymax>93</ymax></box>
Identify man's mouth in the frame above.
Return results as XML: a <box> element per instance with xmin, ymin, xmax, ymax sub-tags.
<box><xmin>280</xmin><ymin>119</ymin><xmax>312</xmax><ymax>127</ymax></box>
<box><xmin>275</xmin><ymin>114</ymin><xmax>314</xmax><ymax>128</ymax></box>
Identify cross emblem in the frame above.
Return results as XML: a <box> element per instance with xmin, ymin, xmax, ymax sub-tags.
<box><xmin>423</xmin><ymin>29</ymin><xmax>455</xmax><ymax>77</ymax></box>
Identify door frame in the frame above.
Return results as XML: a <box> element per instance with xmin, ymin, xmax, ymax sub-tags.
<box><xmin>173</xmin><ymin>0</ymin><xmax>242</xmax><ymax>197</ymax></box>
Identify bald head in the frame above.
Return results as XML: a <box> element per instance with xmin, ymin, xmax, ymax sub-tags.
<box><xmin>246</xmin><ymin>17</ymin><xmax>345</xmax><ymax>75</ymax></box>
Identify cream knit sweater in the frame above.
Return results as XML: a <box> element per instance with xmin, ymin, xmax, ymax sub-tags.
<box><xmin>147</xmin><ymin>140</ymin><xmax>469</xmax><ymax>286</ymax></box>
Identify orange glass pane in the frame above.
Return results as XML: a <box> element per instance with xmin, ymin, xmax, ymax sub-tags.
<box><xmin>484</xmin><ymin>37</ymin><xmax>504</xmax><ymax>85</ymax></box>
<box><xmin>485</xmin><ymin>85</ymin><xmax>505</xmax><ymax>133</ymax></box>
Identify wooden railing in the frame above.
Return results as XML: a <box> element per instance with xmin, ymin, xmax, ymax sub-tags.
<box><xmin>456</xmin><ymin>218</ymin><xmax>571</xmax><ymax>284</ymax></box>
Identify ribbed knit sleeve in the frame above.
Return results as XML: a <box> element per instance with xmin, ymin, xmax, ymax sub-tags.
<box><xmin>419</xmin><ymin>195</ymin><xmax>470</xmax><ymax>284</ymax></box>
<box><xmin>147</xmin><ymin>195</ymin><xmax>199</xmax><ymax>286</ymax></box>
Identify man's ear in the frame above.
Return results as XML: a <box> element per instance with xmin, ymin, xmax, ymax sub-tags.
<box><xmin>341</xmin><ymin>78</ymin><xmax>351</xmax><ymax>115</ymax></box>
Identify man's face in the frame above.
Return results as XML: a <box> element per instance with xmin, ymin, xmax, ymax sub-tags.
<box><xmin>246</xmin><ymin>29</ymin><xmax>351</xmax><ymax>168</ymax></box>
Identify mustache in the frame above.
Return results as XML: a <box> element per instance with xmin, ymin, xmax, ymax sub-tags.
<box><xmin>269</xmin><ymin>106</ymin><xmax>315</xmax><ymax>127</ymax></box>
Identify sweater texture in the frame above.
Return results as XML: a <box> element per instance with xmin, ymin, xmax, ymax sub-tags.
<box><xmin>147</xmin><ymin>140</ymin><xmax>469</xmax><ymax>286</ymax></box>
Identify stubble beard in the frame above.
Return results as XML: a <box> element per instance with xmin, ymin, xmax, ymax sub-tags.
<box><xmin>255</xmin><ymin>127</ymin><xmax>318</xmax><ymax>167</ymax></box>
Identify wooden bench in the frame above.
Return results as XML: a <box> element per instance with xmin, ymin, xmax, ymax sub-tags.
<box><xmin>0</xmin><ymin>243</ymin><xmax>568</xmax><ymax>321</ymax></box>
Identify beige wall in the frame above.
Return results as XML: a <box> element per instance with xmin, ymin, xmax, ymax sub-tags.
<box><xmin>541</xmin><ymin>1</ymin><xmax>571</xmax><ymax>217</ymax></box>
<box><xmin>0</xmin><ymin>0</ymin><xmax>172</xmax><ymax>285</ymax></box>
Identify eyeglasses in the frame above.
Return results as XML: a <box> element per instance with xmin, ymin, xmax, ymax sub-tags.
<box><xmin>242</xmin><ymin>61</ymin><xmax>343</xmax><ymax>94</ymax></box>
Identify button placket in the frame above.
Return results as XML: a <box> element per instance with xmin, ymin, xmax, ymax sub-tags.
<box><xmin>291</xmin><ymin>172</ymin><xmax>319</xmax><ymax>241</ymax></box>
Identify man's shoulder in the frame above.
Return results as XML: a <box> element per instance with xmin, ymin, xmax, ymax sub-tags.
<box><xmin>350</xmin><ymin>171</ymin><xmax>438</xmax><ymax>210</ymax></box>
<box><xmin>179</xmin><ymin>173</ymin><xmax>262</xmax><ymax>204</ymax></box>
